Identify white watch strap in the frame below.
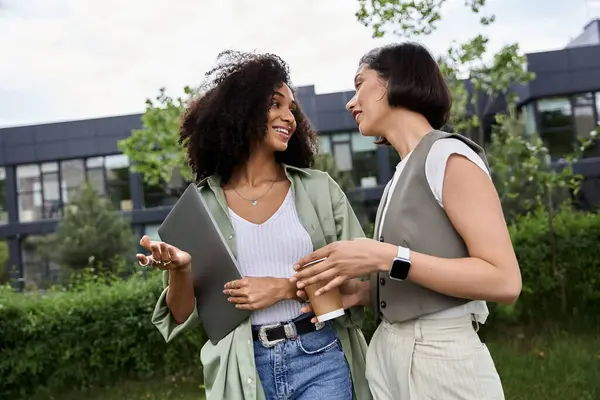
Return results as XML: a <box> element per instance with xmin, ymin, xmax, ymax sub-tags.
<box><xmin>396</xmin><ymin>245</ymin><xmax>410</xmax><ymax>261</ymax></box>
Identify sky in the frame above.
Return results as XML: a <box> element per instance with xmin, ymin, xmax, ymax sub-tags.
<box><xmin>0</xmin><ymin>0</ymin><xmax>599</xmax><ymax>128</ymax></box>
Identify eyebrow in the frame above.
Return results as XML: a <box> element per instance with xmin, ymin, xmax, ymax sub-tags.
<box><xmin>273</xmin><ymin>91</ymin><xmax>297</xmax><ymax>107</ymax></box>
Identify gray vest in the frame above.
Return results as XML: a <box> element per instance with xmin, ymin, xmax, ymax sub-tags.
<box><xmin>370</xmin><ymin>130</ymin><xmax>489</xmax><ymax>323</ymax></box>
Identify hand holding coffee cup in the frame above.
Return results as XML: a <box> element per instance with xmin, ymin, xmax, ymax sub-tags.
<box><xmin>137</xmin><ymin>235</ymin><xmax>191</xmax><ymax>271</ymax></box>
<box><xmin>297</xmin><ymin>257</ymin><xmax>345</xmax><ymax>323</ymax></box>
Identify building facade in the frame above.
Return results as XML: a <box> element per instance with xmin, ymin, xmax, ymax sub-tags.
<box><xmin>1</xmin><ymin>20</ymin><xmax>600</xmax><ymax>288</ymax></box>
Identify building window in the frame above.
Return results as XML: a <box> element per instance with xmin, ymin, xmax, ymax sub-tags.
<box><xmin>61</xmin><ymin>159</ymin><xmax>85</xmax><ymax>208</ymax></box>
<box><xmin>537</xmin><ymin>97</ymin><xmax>574</xmax><ymax>159</ymax></box>
<box><xmin>0</xmin><ymin>168</ymin><xmax>7</xmax><ymax>225</ymax></box>
<box><xmin>17</xmin><ymin>164</ymin><xmax>43</xmax><ymax>222</ymax></box>
<box><xmin>22</xmin><ymin>234</ymin><xmax>60</xmax><ymax>289</ymax></box>
<box><xmin>318</xmin><ymin>135</ymin><xmax>331</xmax><ymax>154</ymax></box>
<box><xmin>596</xmin><ymin>92</ymin><xmax>600</xmax><ymax>125</ymax></box>
<box><xmin>573</xmin><ymin>93</ymin><xmax>599</xmax><ymax>157</ymax></box>
<box><xmin>521</xmin><ymin>102</ymin><xmax>537</xmax><ymax>136</ymax></box>
<box><xmin>143</xmin><ymin>168</ymin><xmax>187</xmax><ymax>208</ymax></box>
<box><xmin>40</xmin><ymin>162</ymin><xmax>62</xmax><ymax>219</ymax></box>
<box><xmin>318</xmin><ymin>131</ymin><xmax>379</xmax><ymax>188</ymax></box>
<box><xmin>350</xmin><ymin>132</ymin><xmax>378</xmax><ymax>187</ymax></box>
<box><xmin>105</xmin><ymin>155</ymin><xmax>132</xmax><ymax>211</ymax></box>
<box><xmin>86</xmin><ymin>157</ymin><xmax>106</xmax><ymax>196</ymax></box>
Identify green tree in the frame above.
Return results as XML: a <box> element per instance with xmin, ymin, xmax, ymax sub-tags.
<box><xmin>39</xmin><ymin>182</ymin><xmax>136</xmax><ymax>274</ymax></box>
<box><xmin>118</xmin><ymin>87</ymin><xmax>197</xmax><ymax>187</ymax></box>
<box><xmin>0</xmin><ymin>240</ymin><xmax>9</xmax><ymax>283</ymax></box>
<box><xmin>356</xmin><ymin>0</ymin><xmax>492</xmax><ymax>38</ymax></box>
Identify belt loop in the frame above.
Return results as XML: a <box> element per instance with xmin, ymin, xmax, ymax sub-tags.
<box><xmin>413</xmin><ymin>319</ymin><xmax>423</xmax><ymax>342</ymax></box>
<box><xmin>471</xmin><ymin>314</ymin><xmax>480</xmax><ymax>333</ymax></box>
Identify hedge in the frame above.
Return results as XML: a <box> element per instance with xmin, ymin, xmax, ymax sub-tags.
<box><xmin>500</xmin><ymin>207</ymin><xmax>600</xmax><ymax>325</ymax></box>
<box><xmin>0</xmin><ymin>272</ymin><xmax>206</xmax><ymax>399</ymax></box>
<box><xmin>1</xmin><ymin>207</ymin><xmax>599</xmax><ymax>398</ymax></box>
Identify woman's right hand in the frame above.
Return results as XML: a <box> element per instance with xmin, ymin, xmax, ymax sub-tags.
<box><xmin>136</xmin><ymin>235</ymin><xmax>191</xmax><ymax>271</ymax></box>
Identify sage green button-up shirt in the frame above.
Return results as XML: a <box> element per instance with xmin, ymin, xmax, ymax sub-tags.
<box><xmin>152</xmin><ymin>165</ymin><xmax>372</xmax><ymax>400</ymax></box>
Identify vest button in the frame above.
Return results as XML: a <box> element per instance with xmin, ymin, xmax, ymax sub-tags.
<box><xmin>379</xmin><ymin>277</ymin><xmax>385</xmax><ymax>286</ymax></box>
<box><xmin>380</xmin><ymin>301</ymin><xmax>387</xmax><ymax>309</ymax></box>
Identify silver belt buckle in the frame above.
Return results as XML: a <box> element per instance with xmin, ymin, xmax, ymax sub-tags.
<box><xmin>258</xmin><ymin>322</ymin><xmax>297</xmax><ymax>348</ymax></box>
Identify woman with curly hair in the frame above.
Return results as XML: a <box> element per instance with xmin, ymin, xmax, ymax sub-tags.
<box><xmin>141</xmin><ymin>51</ymin><xmax>372</xmax><ymax>400</ymax></box>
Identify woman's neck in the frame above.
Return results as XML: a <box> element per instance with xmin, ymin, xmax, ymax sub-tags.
<box><xmin>229</xmin><ymin>147</ymin><xmax>282</xmax><ymax>187</ymax></box>
<box><xmin>381</xmin><ymin>109</ymin><xmax>434</xmax><ymax>159</ymax></box>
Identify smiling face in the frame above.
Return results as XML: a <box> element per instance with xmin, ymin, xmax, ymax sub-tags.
<box><xmin>261</xmin><ymin>83</ymin><xmax>297</xmax><ymax>152</ymax></box>
<box><xmin>346</xmin><ymin>64</ymin><xmax>391</xmax><ymax>138</ymax></box>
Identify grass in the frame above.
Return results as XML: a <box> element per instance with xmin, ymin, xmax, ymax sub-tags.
<box><xmin>38</xmin><ymin>330</ymin><xmax>599</xmax><ymax>400</ymax></box>
<box><xmin>488</xmin><ymin>330</ymin><xmax>600</xmax><ymax>400</ymax></box>
<box><xmin>33</xmin><ymin>376</ymin><xmax>206</xmax><ymax>400</ymax></box>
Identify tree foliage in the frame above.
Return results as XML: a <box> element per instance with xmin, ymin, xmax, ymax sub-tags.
<box><xmin>38</xmin><ymin>182</ymin><xmax>136</xmax><ymax>273</ymax></box>
<box><xmin>356</xmin><ymin>0</ymin><xmax>533</xmax><ymax>145</ymax></box>
<box><xmin>356</xmin><ymin>0</ymin><xmax>491</xmax><ymax>38</ymax></box>
<box><xmin>118</xmin><ymin>87</ymin><xmax>197</xmax><ymax>187</ymax></box>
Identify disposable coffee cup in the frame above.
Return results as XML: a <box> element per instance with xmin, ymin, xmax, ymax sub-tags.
<box><xmin>300</xmin><ymin>258</ymin><xmax>345</xmax><ymax>323</ymax></box>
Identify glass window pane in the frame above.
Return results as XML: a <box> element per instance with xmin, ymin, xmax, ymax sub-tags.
<box><xmin>61</xmin><ymin>159</ymin><xmax>86</xmax><ymax>205</ymax></box>
<box><xmin>16</xmin><ymin>164</ymin><xmax>40</xmax><ymax>193</ymax></box>
<box><xmin>86</xmin><ymin>157</ymin><xmax>104</xmax><ymax>169</ymax></box>
<box><xmin>351</xmin><ymin>131</ymin><xmax>377</xmax><ymax>152</ymax></box>
<box><xmin>86</xmin><ymin>157</ymin><xmax>106</xmax><ymax>195</ymax></box>
<box><xmin>522</xmin><ymin>102</ymin><xmax>537</xmax><ymax>136</ymax></box>
<box><xmin>41</xmin><ymin>171</ymin><xmax>61</xmax><ymax>219</ymax></box>
<box><xmin>143</xmin><ymin>169</ymin><xmax>188</xmax><ymax>209</ymax></box>
<box><xmin>318</xmin><ymin>135</ymin><xmax>331</xmax><ymax>154</ymax></box>
<box><xmin>105</xmin><ymin>155</ymin><xmax>131</xmax><ymax>211</ymax></box>
<box><xmin>17</xmin><ymin>165</ymin><xmax>42</xmax><ymax>222</ymax></box>
<box><xmin>0</xmin><ymin>168</ymin><xmax>6</xmax><ymax>225</ymax></box>
<box><xmin>573</xmin><ymin>104</ymin><xmax>596</xmax><ymax>140</ymax></box>
<box><xmin>22</xmin><ymin>234</ymin><xmax>60</xmax><ymax>289</ymax></box>
<box><xmin>350</xmin><ymin>132</ymin><xmax>378</xmax><ymax>187</ymax></box>
<box><xmin>544</xmin><ymin>128</ymin><xmax>577</xmax><ymax>159</ymax></box>
<box><xmin>333</xmin><ymin>142</ymin><xmax>353</xmax><ymax>171</ymax></box>
<box><xmin>331</xmin><ymin>132</ymin><xmax>350</xmax><ymax>143</ymax></box>
<box><xmin>596</xmin><ymin>92</ymin><xmax>600</xmax><ymax>125</ymax></box>
<box><xmin>538</xmin><ymin>98</ymin><xmax>572</xmax><ymax>130</ymax></box>
<box><xmin>41</xmin><ymin>162</ymin><xmax>58</xmax><ymax>173</ymax></box>
<box><xmin>105</xmin><ymin>154</ymin><xmax>129</xmax><ymax>169</ymax></box>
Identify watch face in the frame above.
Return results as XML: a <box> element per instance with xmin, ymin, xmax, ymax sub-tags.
<box><xmin>389</xmin><ymin>258</ymin><xmax>411</xmax><ymax>281</ymax></box>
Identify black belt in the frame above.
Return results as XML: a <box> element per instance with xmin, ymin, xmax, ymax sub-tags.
<box><xmin>252</xmin><ymin>315</ymin><xmax>323</xmax><ymax>348</ymax></box>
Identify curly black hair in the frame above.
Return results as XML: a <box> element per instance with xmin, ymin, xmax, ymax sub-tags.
<box><xmin>179</xmin><ymin>50</ymin><xmax>318</xmax><ymax>183</ymax></box>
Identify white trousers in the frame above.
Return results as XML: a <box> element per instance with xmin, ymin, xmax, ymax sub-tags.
<box><xmin>365</xmin><ymin>315</ymin><xmax>505</xmax><ymax>400</ymax></box>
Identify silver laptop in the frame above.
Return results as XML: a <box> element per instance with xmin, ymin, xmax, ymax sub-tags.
<box><xmin>158</xmin><ymin>183</ymin><xmax>251</xmax><ymax>344</ymax></box>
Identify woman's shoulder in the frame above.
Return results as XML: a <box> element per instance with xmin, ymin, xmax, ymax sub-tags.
<box><xmin>290</xmin><ymin>167</ymin><xmax>341</xmax><ymax>190</ymax></box>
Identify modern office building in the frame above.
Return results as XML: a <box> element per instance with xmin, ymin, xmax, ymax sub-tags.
<box><xmin>1</xmin><ymin>20</ymin><xmax>600</xmax><ymax>289</ymax></box>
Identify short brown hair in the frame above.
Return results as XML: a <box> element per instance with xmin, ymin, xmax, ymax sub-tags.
<box><xmin>359</xmin><ymin>43</ymin><xmax>452</xmax><ymax>145</ymax></box>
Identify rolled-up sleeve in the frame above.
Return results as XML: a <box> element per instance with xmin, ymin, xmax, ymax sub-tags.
<box><xmin>151</xmin><ymin>270</ymin><xmax>200</xmax><ymax>343</ymax></box>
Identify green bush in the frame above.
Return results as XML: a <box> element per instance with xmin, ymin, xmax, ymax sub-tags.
<box><xmin>0</xmin><ymin>271</ymin><xmax>206</xmax><ymax>399</ymax></box>
<box><xmin>500</xmin><ymin>207</ymin><xmax>600</xmax><ymax>326</ymax></box>
<box><xmin>2</xmin><ymin>207</ymin><xmax>599</xmax><ymax>398</ymax></box>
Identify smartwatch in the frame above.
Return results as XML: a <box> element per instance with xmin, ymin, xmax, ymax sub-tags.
<box><xmin>389</xmin><ymin>246</ymin><xmax>411</xmax><ymax>281</ymax></box>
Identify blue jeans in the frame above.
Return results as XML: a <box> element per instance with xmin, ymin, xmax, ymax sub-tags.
<box><xmin>253</xmin><ymin>319</ymin><xmax>353</xmax><ymax>400</ymax></box>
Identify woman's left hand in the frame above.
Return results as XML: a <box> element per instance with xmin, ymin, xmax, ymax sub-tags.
<box><xmin>224</xmin><ymin>277</ymin><xmax>296</xmax><ymax>310</ymax></box>
<box><xmin>290</xmin><ymin>238</ymin><xmax>393</xmax><ymax>296</ymax></box>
